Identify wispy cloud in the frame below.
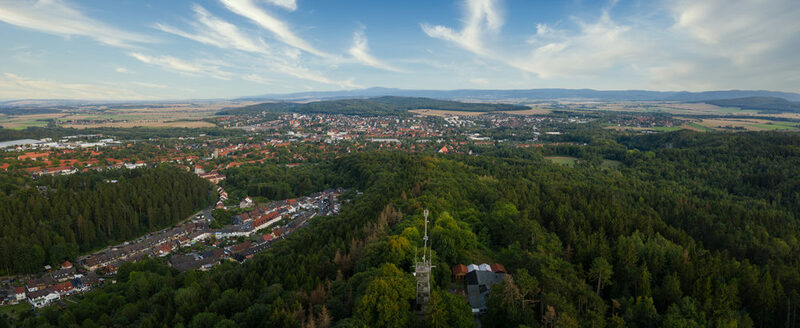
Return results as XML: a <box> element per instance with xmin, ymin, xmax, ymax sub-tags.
<box><xmin>348</xmin><ymin>29</ymin><xmax>405</xmax><ymax>73</ymax></box>
<box><xmin>129</xmin><ymin>52</ymin><xmax>232</xmax><ymax>80</ymax></box>
<box><xmin>421</xmin><ymin>0</ymin><xmax>502</xmax><ymax>56</ymax></box>
<box><xmin>670</xmin><ymin>0</ymin><xmax>800</xmax><ymax>65</ymax></box>
<box><xmin>0</xmin><ymin>72</ymin><xmax>145</xmax><ymax>100</ymax></box>
<box><xmin>154</xmin><ymin>4</ymin><xmax>270</xmax><ymax>54</ymax></box>
<box><xmin>115</xmin><ymin>67</ymin><xmax>132</xmax><ymax>74</ymax></box>
<box><xmin>130</xmin><ymin>81</ymin><xmax>167</xmax><ymax>89</ymax></box>
<box><xmin>264</xmin><ymin>0</ymin><xmax>297</xmax><ymax>11</ymax></box>
<box><xmin>0</xmin><ymin>0</ymin><xmax>154</xmax><ymax>48</ymax></box>
<box><xmin>156</xmin><ymin>4</ymin><xmax>354</xmax><ymax>87</ymax></box>
<box><xmin>513</xmin><ymin>9</ymin><xmax>643</xmax><ymax>79</ymax></box>
<box><xmin>220</xmin><ymin>0</ymin><xmax>331</xmax><ymax>58</ymax></box>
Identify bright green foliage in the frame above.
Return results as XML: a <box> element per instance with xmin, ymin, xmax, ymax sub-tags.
<box><xmin>354</xmin><ymin>264</ymin><xmax>415</xmax><ymax>328</ymax></box>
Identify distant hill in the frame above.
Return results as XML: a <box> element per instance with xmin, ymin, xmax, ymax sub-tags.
<box><xmin>217</xmin><ymin>96</ymin><xmax>529</xmax><ymax>116</ymax></box>
<box><xmin>701</xmin><ymin>97</ymin><xmax>800</xmax><ymax>113</ymax></box>
<box><xmin>239</xmin><ymin>87</ymin><xmax>800</xmax><ymax>102</ymax></box>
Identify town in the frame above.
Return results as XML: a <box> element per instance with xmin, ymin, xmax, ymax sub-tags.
<box><xmin>1</xmin><ymin>188</ymin><xmax>343</xmax><ymax>308</ymax></box>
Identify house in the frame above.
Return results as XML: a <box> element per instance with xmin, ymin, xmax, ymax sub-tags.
<box><xmin>239</xmin><ymin>196</ymin><xmax>254</xmax><ymax>208</ymax></box>
<box><xmin>465</xmin><ymin>269</ymin><xmax>508</xmax><ymax>313</ymax></box>
<box><xmin>467</xmin><ymin>264</ymin><xmax>480</xmax><ymax>272</ymax></box>
<box><xmin>53</xmin><ymin>281</ymin><xmax>74</xmax><ymax>296</ymax></box>
<box><xmin>490</xmin><ymin>263</ymin><xmax>506</xmax><ymax>273</ymax></box>
<box><xmin>14</xmin><ymin>287</ymin><xmax>26</xmax><ymax>301</ymax></box>
<box><xmin>50</xmin><ymin>267</ymin><xmax>76</xmax><ymax>282</ymax></box>
<box><xmin>61</xmin><ymin>260</ymin><xmax>73</xmax><ymax>269</ymax></box>
<box><xmin>157</xmin><ymin>243</ymin><xmax>175</xmax><ymax>257</ymax></box>
<box><xmin>70</xmin><ymin>278</ymin><xmax>88</xmax><ymax>293</ymax></box>
<box><xmin>28</xmin><ymin>288</ymin><xmax>59</xmax><ymax>308</ymax></box>
<box><xmin>452</xmin><ymin>264</ymin><xmax>468</xmax><ymax>281</ymax></box>
<box><xmin>26</xmin><ymin>279</ymin><xmax>44</xmax><ymax>292</ymax></box>
<box><xmin>438</xmin><ymin>146</ymin><xmax>449</xmax><ymax>153</ymax></box>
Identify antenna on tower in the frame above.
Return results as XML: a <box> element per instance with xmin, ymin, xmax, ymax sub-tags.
<box><xmin>415</xmin><ymin>208</ymin><xmax>433</xmax><ymax>313</ymax></box>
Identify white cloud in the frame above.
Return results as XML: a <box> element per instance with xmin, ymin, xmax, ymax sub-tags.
<box><xmin>348</xmin><ymin>29</ymin><xmax>405</xmax><ymax>72</ymax></box>
<box><xmin>220</xmin><ymin>0</ymin><xmax>331</xmax><ymax>58</ymax></box>
<box><xmin>129</xmin><ymin>52</ymin><xmax>232</xmax><ymax>80</ymax></box>
<box><xmin>421</xmin><ymin>0</ymin><xmax>503</xmax><ymax>56</ymax></box>
<box><xmin>514</xmin><ymin>11</ymin><xmax>643</xmax><ymax>79</ymax></box>
<box><xmin>115</xmin><ymin>67</ymin><xmax>132</xmax><ymax>74</ymax></box>
<box><xmin>670</xmin><ymin>0</ymin><xmax>800</xmax><ymax>65</ymax></box>
<box><xmin>154</xmin><ymin>4</ymin><xmax>270</xmax><ymax>54</ymax></box>
<box><xmin>0</xmin><ymin>0</ymin><xmax>154</xmax><ymax>48</ymax></box>
<box><xmin>130</xmin><ymin>81</ymin><xmax>167</xmax><ymax>89</ymax></box>
<box><xmin>0</xmin><ymin>72</ymin><xmax>145</xmax><ymax>100</ymax></box>
<box><xmin>263</xmin><ymin>0</ymin><xmax>297</xmax><ymax>11</ymax></box>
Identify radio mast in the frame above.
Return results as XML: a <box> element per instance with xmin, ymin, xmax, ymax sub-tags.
<box><xmin>415</xmin><ymin>209</ymin><xmax>433</xmax><ymax>312</ymax></box>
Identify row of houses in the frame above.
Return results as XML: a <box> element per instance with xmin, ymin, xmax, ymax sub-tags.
<box><xmin>2</xmin><ymin>261</ymin><xmax>100</xmax><ymax>308</ymax></box>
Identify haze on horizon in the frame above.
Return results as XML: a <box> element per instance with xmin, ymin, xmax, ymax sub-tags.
<box><xmin>0</xmin><ymin>0</ymin><xmax>799</xmax><ymax>100</ymax></box>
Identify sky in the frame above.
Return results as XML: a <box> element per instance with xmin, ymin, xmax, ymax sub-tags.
<box><xmin>1</xmin><ymin>0</ymin><xmax>799</xmax><ymax>100</ymax></box>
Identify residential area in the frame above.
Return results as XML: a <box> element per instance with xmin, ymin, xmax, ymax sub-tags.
<box><xmin>1</xmin><ymin>188</ymin><xmax>343</xmax><ymax>309</ymax></box>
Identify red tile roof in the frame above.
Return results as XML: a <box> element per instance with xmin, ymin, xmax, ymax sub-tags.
<box><xmin>490</xmin><ymin>263</ymin><xmax>506</xmax><ymax>273</ymax></box>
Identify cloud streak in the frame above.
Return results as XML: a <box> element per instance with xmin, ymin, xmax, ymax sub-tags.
<box><xmin>421</xmin><ymin>0</ymin><xmax>502</xmax><ymax>56</ymax></box>
<box><xmin>220</xmin><ymin>0</ymin><xmax>331</xmax><ymax>58</ymax></box>
<box><xmin>0</xmin><ymin>0</ymin><xmax>154</xmax><ymax>48</ymax></box>
<box><xmin>154</xmin><ymin>4</ymin><xmax>270</xmax><ymax>54</ymax></box>
<box><xmin>348</xmin><ymin>29</ymin><xmax>405</xmax><ymax>72</ymax></box>
<box><xmin>129</xmin><ymin>52</ymin><xmax>233</xmax><ymax>80</ymax></box>
<box><xmin>0</xmin><ymin>73</ymin><xmax>145</xmax><ymax>100</ymax></box>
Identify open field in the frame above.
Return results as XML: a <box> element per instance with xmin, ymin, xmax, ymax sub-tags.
<box><xmin>500</xmin><ymin>108</ymin><xmax>552</xmax><ymax>115</ymax></box>
<box><xmin>679</xmin><ymin>117</ymin><xmax>800</xmax><ymax>131</ymax></box>
<box><xmin>408</xmin><ymin>109</ymin><xmax>488</xmax><ymax>116</ymax></box>
<box><xmin>545</xmin><ymin>156</ymin><xmax>579</xmax><ymax>166</ymax></box>
<box><xmin>0</xmin><ymin>102</ymin><xmax>254</xmax><ymax>129</ymax></box>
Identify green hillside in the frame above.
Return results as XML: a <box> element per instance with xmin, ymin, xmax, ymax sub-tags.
<box><xmin>217</xmin><ymin>96</ymin><xmax>529</xmax><ymax>116</ymax></box>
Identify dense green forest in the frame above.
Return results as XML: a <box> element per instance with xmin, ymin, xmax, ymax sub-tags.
<box><xmin>7</xmin><ymin>131</ymin><xmax>800</xmax><ymax>328</ymax></box>
<box><xmin>0</xmin><ymin>166</ymin><xmax>215</xmax><ymax>274</ymax></box>
<box><xmin>217</xmin><ymin>96</ymin><xmax>529</xmax><ymax>116</ymax></box>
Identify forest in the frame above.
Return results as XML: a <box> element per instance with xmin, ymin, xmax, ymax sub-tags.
<box><xmin>217</xmin><ymin>96</ymin><xmax>528</xmax><ymax>116</ymax></box>
<box><xmin>0</xmin><ymin>166</ymin><xmax>216</xmax><ymax>274</ymax></box>
<box><xmin>6</xmin><ymin>131</ymin><xmax>800</xmax><ymax>328</ymax></box>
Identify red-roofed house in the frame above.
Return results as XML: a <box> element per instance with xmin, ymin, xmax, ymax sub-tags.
<box><xmin>61</xmin><ymin>260</ymin><xmax>73</xmax><ymax>269</ymax></box>
<box><xmin>14</xmin><ymin>287</ymin><xmax>26</xmax><ymax>301</ymax></box>
<box><xmin>452</xmin><ymin>264</ymin><xmax>468</xmax><ymax>280</ymax></box>
<box><xmin>490</xmin><ymin>263</ymin><xmax>506</xmax><ymax>273</ymax></box>
<box><xmin>53</xmin><ymin>281</ymin><xmax>74</xmax><ymax>296</ymax></box>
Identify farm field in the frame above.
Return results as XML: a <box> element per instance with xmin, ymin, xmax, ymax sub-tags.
<box><xmin>0</xmin><ymin>102</ymin><xmax>250</xmax><ymax>129</ymax></box>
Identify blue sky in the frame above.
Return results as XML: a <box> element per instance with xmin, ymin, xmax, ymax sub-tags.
<box><xmin>1</xmin><ymin>0</ymin><xmax>799</xmax><ymax>100</ymax></box>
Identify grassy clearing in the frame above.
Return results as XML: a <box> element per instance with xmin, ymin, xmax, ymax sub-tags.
<box><xmin>687</xmin><ymin>123</ymin><xmax>714</xmax><ymax>132</ymax></box>
<box><xmin>0</xmin><ymin>302</ymin><xmax>32</xmax><ymax>320</ymax></box>
<box><xmin>545</xmin><ymin>156</ymin><xmax>579</xmax><ymax>166</ymax></box>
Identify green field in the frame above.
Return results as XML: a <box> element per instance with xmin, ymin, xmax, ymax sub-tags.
<box><xmin>747</xmin><ymin>122</ymin><xmax>800</xmax><ymax>130</ymax></box>
<box><xmin>0</xmin><ymin>302</ymin><xmax>32</xmax><ymax>320</ymax></box>
<box><xmin>545</xmin><ymin>156</ymin><xmax>579</xmax><ymax>166</ymax></box>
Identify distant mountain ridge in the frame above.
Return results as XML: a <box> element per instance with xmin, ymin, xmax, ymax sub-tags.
<box><xmin>239</xmin><ymin>87</ymin><xmax>800</xmax><ymax>102</ymax></box>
